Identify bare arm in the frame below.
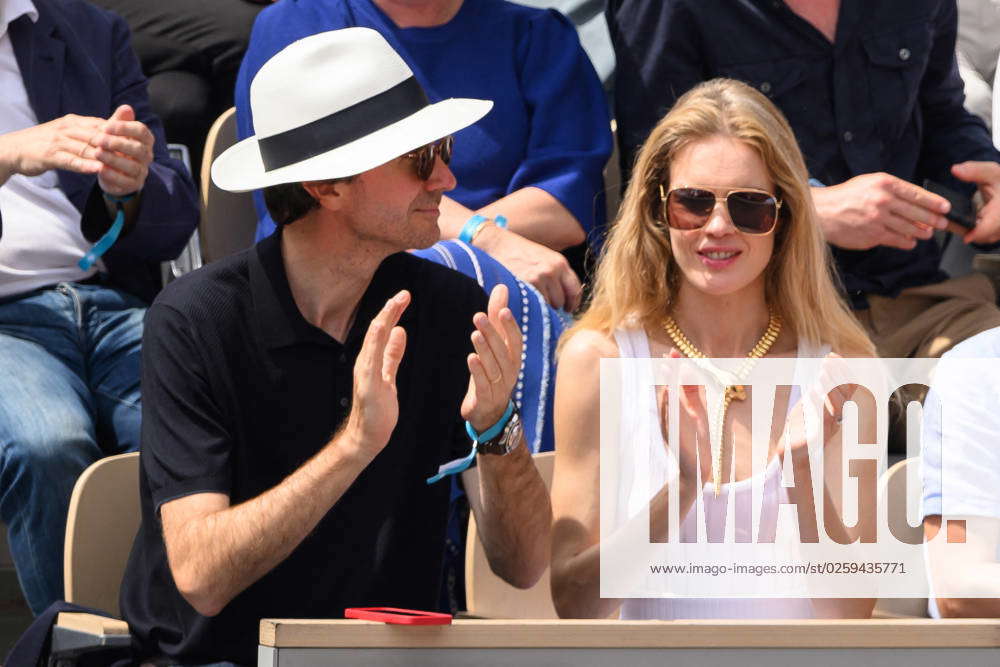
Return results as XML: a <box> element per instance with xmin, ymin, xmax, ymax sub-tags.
<box><xmin>477</xmin><ymin>187</ymin><xmax>585</xmax><ymax>250</ymax></box>
<box><xmin>437</xmin><ymin>193</ymin><xmax>582</xmax><ymax>311</ymax></box>
<box><xmin>440</xmin><ymin>188</ymin><xmax>584</xmax><ymax>249</ymax></box>
<box><xmin>924</xmin><ymin>515</ymin><xmax>1000</xmax><ymax>617</ymax></box>
<box><xmin>463</xmin><ymin>436</ymin><xmax>551</xmax><ymax>589</ymax></box>
<box><xmin>551</xmin><ymin>338</ymin><xmax>705</xmax><ymax>618</ymax></box>
<box><xmin>549</xmin><ymin>330</ymin><xmax>623</xmax><ymax>618</ymax></box>
<box><xmin>160</xmin><ymin>432</ymin><xmax>372</xmax><ymax>617</ymax></box>
<box><xmin>160</xmin><ymin>291</ymin><xmax>411</xmax><ymax>617</ymax></box>
<box><xmin>460</xmin><ymin>285</ymin><xmax>551</xmax><ymax>588</ymax></box>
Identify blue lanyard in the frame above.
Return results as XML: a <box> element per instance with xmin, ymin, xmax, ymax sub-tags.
<box><xmin>78</xmin><ymin>191</ymin><xmax>136</xmax><ymax>271</ymax></box>
<box><xmin>426</xmin><ymin>401</ymin><xmax>515</xmax><ymax>485</ymax></box>
<box><xmin>425</xmin><ymin>442</ymin><xmax>477</xmax><ymax>485</ymax></box>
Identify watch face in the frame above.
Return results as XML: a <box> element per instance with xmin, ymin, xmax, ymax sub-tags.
<box><xmin>481</xmin><ymin>411</ymin><xmax>521</xmax><ymax>455</ymax></box>
<box><xmin>499</xmin><ymin>413</ymin><xmax>522</xmax><ymax>454</ymax></box>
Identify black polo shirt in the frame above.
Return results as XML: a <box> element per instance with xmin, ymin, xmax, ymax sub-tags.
<box><xmin>120</xmin><ymin>232</ymin><xmax>487</xmax><ymax>666</ymax></box>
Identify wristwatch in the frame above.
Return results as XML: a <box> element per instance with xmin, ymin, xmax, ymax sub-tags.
<box><xmin>478</xmin><ymin>411</ymin><xmax>523</xmax><ymax>456</ymax></box>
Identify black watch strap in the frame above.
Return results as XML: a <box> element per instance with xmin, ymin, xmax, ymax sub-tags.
<box><xmin>478</xmin><ymin>411</ymin><xmax>522</xmax><ymax>455</ymax></box>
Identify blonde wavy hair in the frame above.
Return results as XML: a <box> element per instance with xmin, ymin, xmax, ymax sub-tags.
<box><xmin>565</xmin><ymin>78</ymin><xmax>874</xmax><ymax>357</ymax></box>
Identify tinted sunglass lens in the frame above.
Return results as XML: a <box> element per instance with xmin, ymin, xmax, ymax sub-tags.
<box><xmin>414</xmin><ymin>137</ymin><xmax>454</xmax><ymax>180</ymax></box>
<box><xmin>415</xmin><ymin>146</ymin><xmax>433</xmax><ymax>180</ymax></box>
<box><xmin>440</xmin><ymin>136</ymin><xmax>453</xmax><ymax>165</ymax></box>
<box><xmin>667</xmin><ymin>188</ymin><xmax>716</xmax><ymax>229</ymax></box>
<box><xmin>727</xmin><ymin>191</ymin><xmax>777</xmax><ymax>233</ymax></box>
<box><xmin>676</xmin><ymin>189</ymin><xmax>716</xmax><ymax>215</ymax></box>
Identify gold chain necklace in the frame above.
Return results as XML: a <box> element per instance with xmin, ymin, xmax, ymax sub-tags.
<box><xmin>663</xmin><ymin>312</ymin><xmax>781</xmax><ymax>497</ymax></box>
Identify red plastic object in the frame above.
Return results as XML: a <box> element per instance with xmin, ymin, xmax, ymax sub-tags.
<box><xmin>344</xmin><ymin>607</ymin><xmax>453</xmax><ymax>625</ymax></box>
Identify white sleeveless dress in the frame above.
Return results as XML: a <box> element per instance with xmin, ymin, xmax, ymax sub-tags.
<box><xmin>614</xmin><ymin>325</ymin><xmax>829</xmax><ymax>620</ymax></box>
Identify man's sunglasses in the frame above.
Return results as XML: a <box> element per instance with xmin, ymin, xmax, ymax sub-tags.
<box><xmin>658</xmin><ymin>185</ymin><xmax>782</xmax><ymax>235</ymax></box>
<box><xmin>404</xmin><ymin>135</ymin><xmax>454</xmax><ymax>180</ymax></box>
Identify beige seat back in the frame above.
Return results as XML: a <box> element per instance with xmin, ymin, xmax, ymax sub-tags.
<box><xmin>465</xmin><ymin>451</ymin><xmax>557</xmax><ymax>618</ymax></box>
<box><xmin>873</xmin><ymin>457</ymin><xmax>928</xmax><ymax>618</ymax></box>
<box><xmin>63</xmin><ymin>452</ymin><xmax>141</xmax><ymax>617</ymax></box>
<box><xmin>199</xmin><ymin>107</ymin><xmax>258</xmax><ymax>264</ymax></box>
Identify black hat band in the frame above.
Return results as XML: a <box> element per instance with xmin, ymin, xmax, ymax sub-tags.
<box><xmin>257</xmin><ymin>76</ymin><xmax>430</xmax><ymax>172</ymax></box>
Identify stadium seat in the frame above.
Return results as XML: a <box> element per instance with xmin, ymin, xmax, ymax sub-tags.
<box><xmin>49</xmin><ymin>453</ymin><xmax>140</xmax><ymax>661</ymax></box>
<box><xmin>162</xmin><ymin>143</ymin><xmax>204</xmax><ymax>284</ymax></box>
<box><xmin>873</xmin><ymin>457</ymin><xmax>929</xmax><ymax>618</ymax></box>
<box><xmin>464</xmin><ymin>451</ymin><xmax>558</xmax><ymax>619</ymax></box>
<box><xmin>199</xmin><ymin>107</ymin><xmax>257</xmax><ymax>263</ymax></box>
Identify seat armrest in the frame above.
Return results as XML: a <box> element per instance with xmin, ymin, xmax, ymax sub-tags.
<box><xmin>55</xmin><ymin>612</ymin><xmax>130</xmax><ymax>635</ymax></box>
<box><xmin>51</xmin><ymin>612</ymin><xmax>131</xmax><ymax>658</ymax></box>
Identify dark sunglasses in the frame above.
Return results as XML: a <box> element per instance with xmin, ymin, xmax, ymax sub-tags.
<box><xmin>659</xmin><ymin>185</ymin><xmax>782</xmax><ymax>235</ymax></box>
<box><xmin>404</xmin><ymin>135</ymin><xmax>454</xmax><ymax>180</ymax></box>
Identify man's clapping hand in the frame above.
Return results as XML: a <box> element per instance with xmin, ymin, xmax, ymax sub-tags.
<box><xmin>0</xmin><ymin>104</ymin><xmax>153</xmax><ymax>196</ymax></box>
<box><xmin>461</xmin><ymin>284</ymin><xmax>523</xmax><ymax>433</ymax></box>
<box><xmin>344</xmin><ymin>290</ymin><xmax>410</xmax><ymax>460</ymax></box>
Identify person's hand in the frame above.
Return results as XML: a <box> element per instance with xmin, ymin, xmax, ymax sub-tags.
<box><xmin>344</xmin><ymin>290</ymin><xmax>410</xmax><ymax>458</ymax></box>
<box><xmin>657</xmin><ymin>351</ymin><xmax>709</xmax><ymax>484</ymax></box>
<box><xmin>87</xmin><ymin>105</ymin><xmax>155</xmax><ymax>197</ymax></box>
<box><xmin>473</xmin><ymin>224</ymin><xmax>582</xmax><ymax>311</ymax></box>
<box><xmin>778</xmin><ymin>353</ymin><xmax>854</xmax><ymax>469</ymax></box>
<box><xmin>812</xmin><ymin>173</ymin><xmax>950</xmax><ymax>250</ymax></box>
<box><xmin>951</xmin><ymin>161</ymin><xmax>1000</xmax><ymax>244</ymax></box>
<box><xmin>461</xmin><ymin>284</ymin><xmax>523</xmax><ymax>433</ymax></box>
<box><xmin>0</xmin><ymin>112</ymin><xmax>105</xmax><ymax>183</ymax></box>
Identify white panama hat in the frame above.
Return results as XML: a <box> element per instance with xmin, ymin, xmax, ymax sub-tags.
<box><xmin>212</xmin><ymin>27</ymin><xmax>493</xmax><ymax>192</ymax></box>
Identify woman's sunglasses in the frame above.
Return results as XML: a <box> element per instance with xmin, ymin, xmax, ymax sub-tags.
<box><xmin>659</xmin><ymin>185</ymin><xmax>781</xmax><ymax>235</ymax></box>
<box><xmin>404</xmin><ymin>135</ymin><xmax>454</xmax><ymax>180</ymax></box>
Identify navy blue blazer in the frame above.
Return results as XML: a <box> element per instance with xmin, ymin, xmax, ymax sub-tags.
<box><xmin>4</xmin><ymin>0</ymin><xmax>198</xmax><ymax>303</ymax></box>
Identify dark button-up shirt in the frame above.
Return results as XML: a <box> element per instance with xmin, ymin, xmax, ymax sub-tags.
<box><xmin>607</xmin><ymin>0</ymin><xmax>1000</xmax><ymax>305</ymax></box>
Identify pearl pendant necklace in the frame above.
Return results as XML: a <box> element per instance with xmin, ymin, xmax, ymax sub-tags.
<box><xmin>662</xmin><ymin>312</ymin><xmax>781</xmax><ymax>497</ymax></box>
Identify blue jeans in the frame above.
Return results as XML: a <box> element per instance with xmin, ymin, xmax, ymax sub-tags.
<box><xmin>0</xmin><ymin>282</ymin><xmax>144</xmax><ymax>615</ymax></box>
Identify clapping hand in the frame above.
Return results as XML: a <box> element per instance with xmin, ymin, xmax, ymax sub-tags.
<box><xmin>345</xmin><ymin>290</ymin><xmax>410</xmax><ymax>458</ymax></box>
<box><xmin>657</xmin><ymin>350</ymin><xmax>710</xmax><ymax>484</ymax></box>
<box><xmin>779</xmin><ymin>353</ymin><xmax>856</xmax><ymax>466</ymax></box>
<box><xmin>88</xmin><ymin>105</ymin><xmax>154</xmax><ymax>197</ymax></box>
<box><xmin>461</xmin><ymin>284</ymin><xmax>523</xmax><ymax>432</ymax></box>
<box><xmin>0</xmin><ymin>104</ymin><xmax>153</xmax><ymax>196</ymax></box>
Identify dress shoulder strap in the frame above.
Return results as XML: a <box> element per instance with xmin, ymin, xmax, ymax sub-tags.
<box><xmin>613</xmin><ymin>325</ymin><xmax>652</xmax><ymax>359</ymax></box>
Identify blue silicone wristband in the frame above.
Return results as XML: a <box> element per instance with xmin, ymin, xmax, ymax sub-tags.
<box><xmin>494</xmin><ymin>215</ymin><xmax>508</xmax><ymax>229</ymax></box>
<box><xmin>465</xmin><ymin>400</ymin><xmax>515</xmax><ymax>444</ymax></box>
<box><xmin>103</xmin><ymin>191</ymin><xmax>138</xmax><ymax>204</ymax></box>
<box><xmin>459</xmin><ymin>214</ymin><xmax>489</xmax><ymax>243</ymax></box>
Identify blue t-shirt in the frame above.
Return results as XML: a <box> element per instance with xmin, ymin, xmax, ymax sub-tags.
<box><xmin>237</xmin><ymin>0</ymin><xmax>611</xmax><ymax>244</ymax></box>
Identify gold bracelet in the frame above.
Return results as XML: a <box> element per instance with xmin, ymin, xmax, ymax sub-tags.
<box><xmin>469</xmin><ymin>219</ymin><xmax>495</xmax><ymax>244</ymax></box>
